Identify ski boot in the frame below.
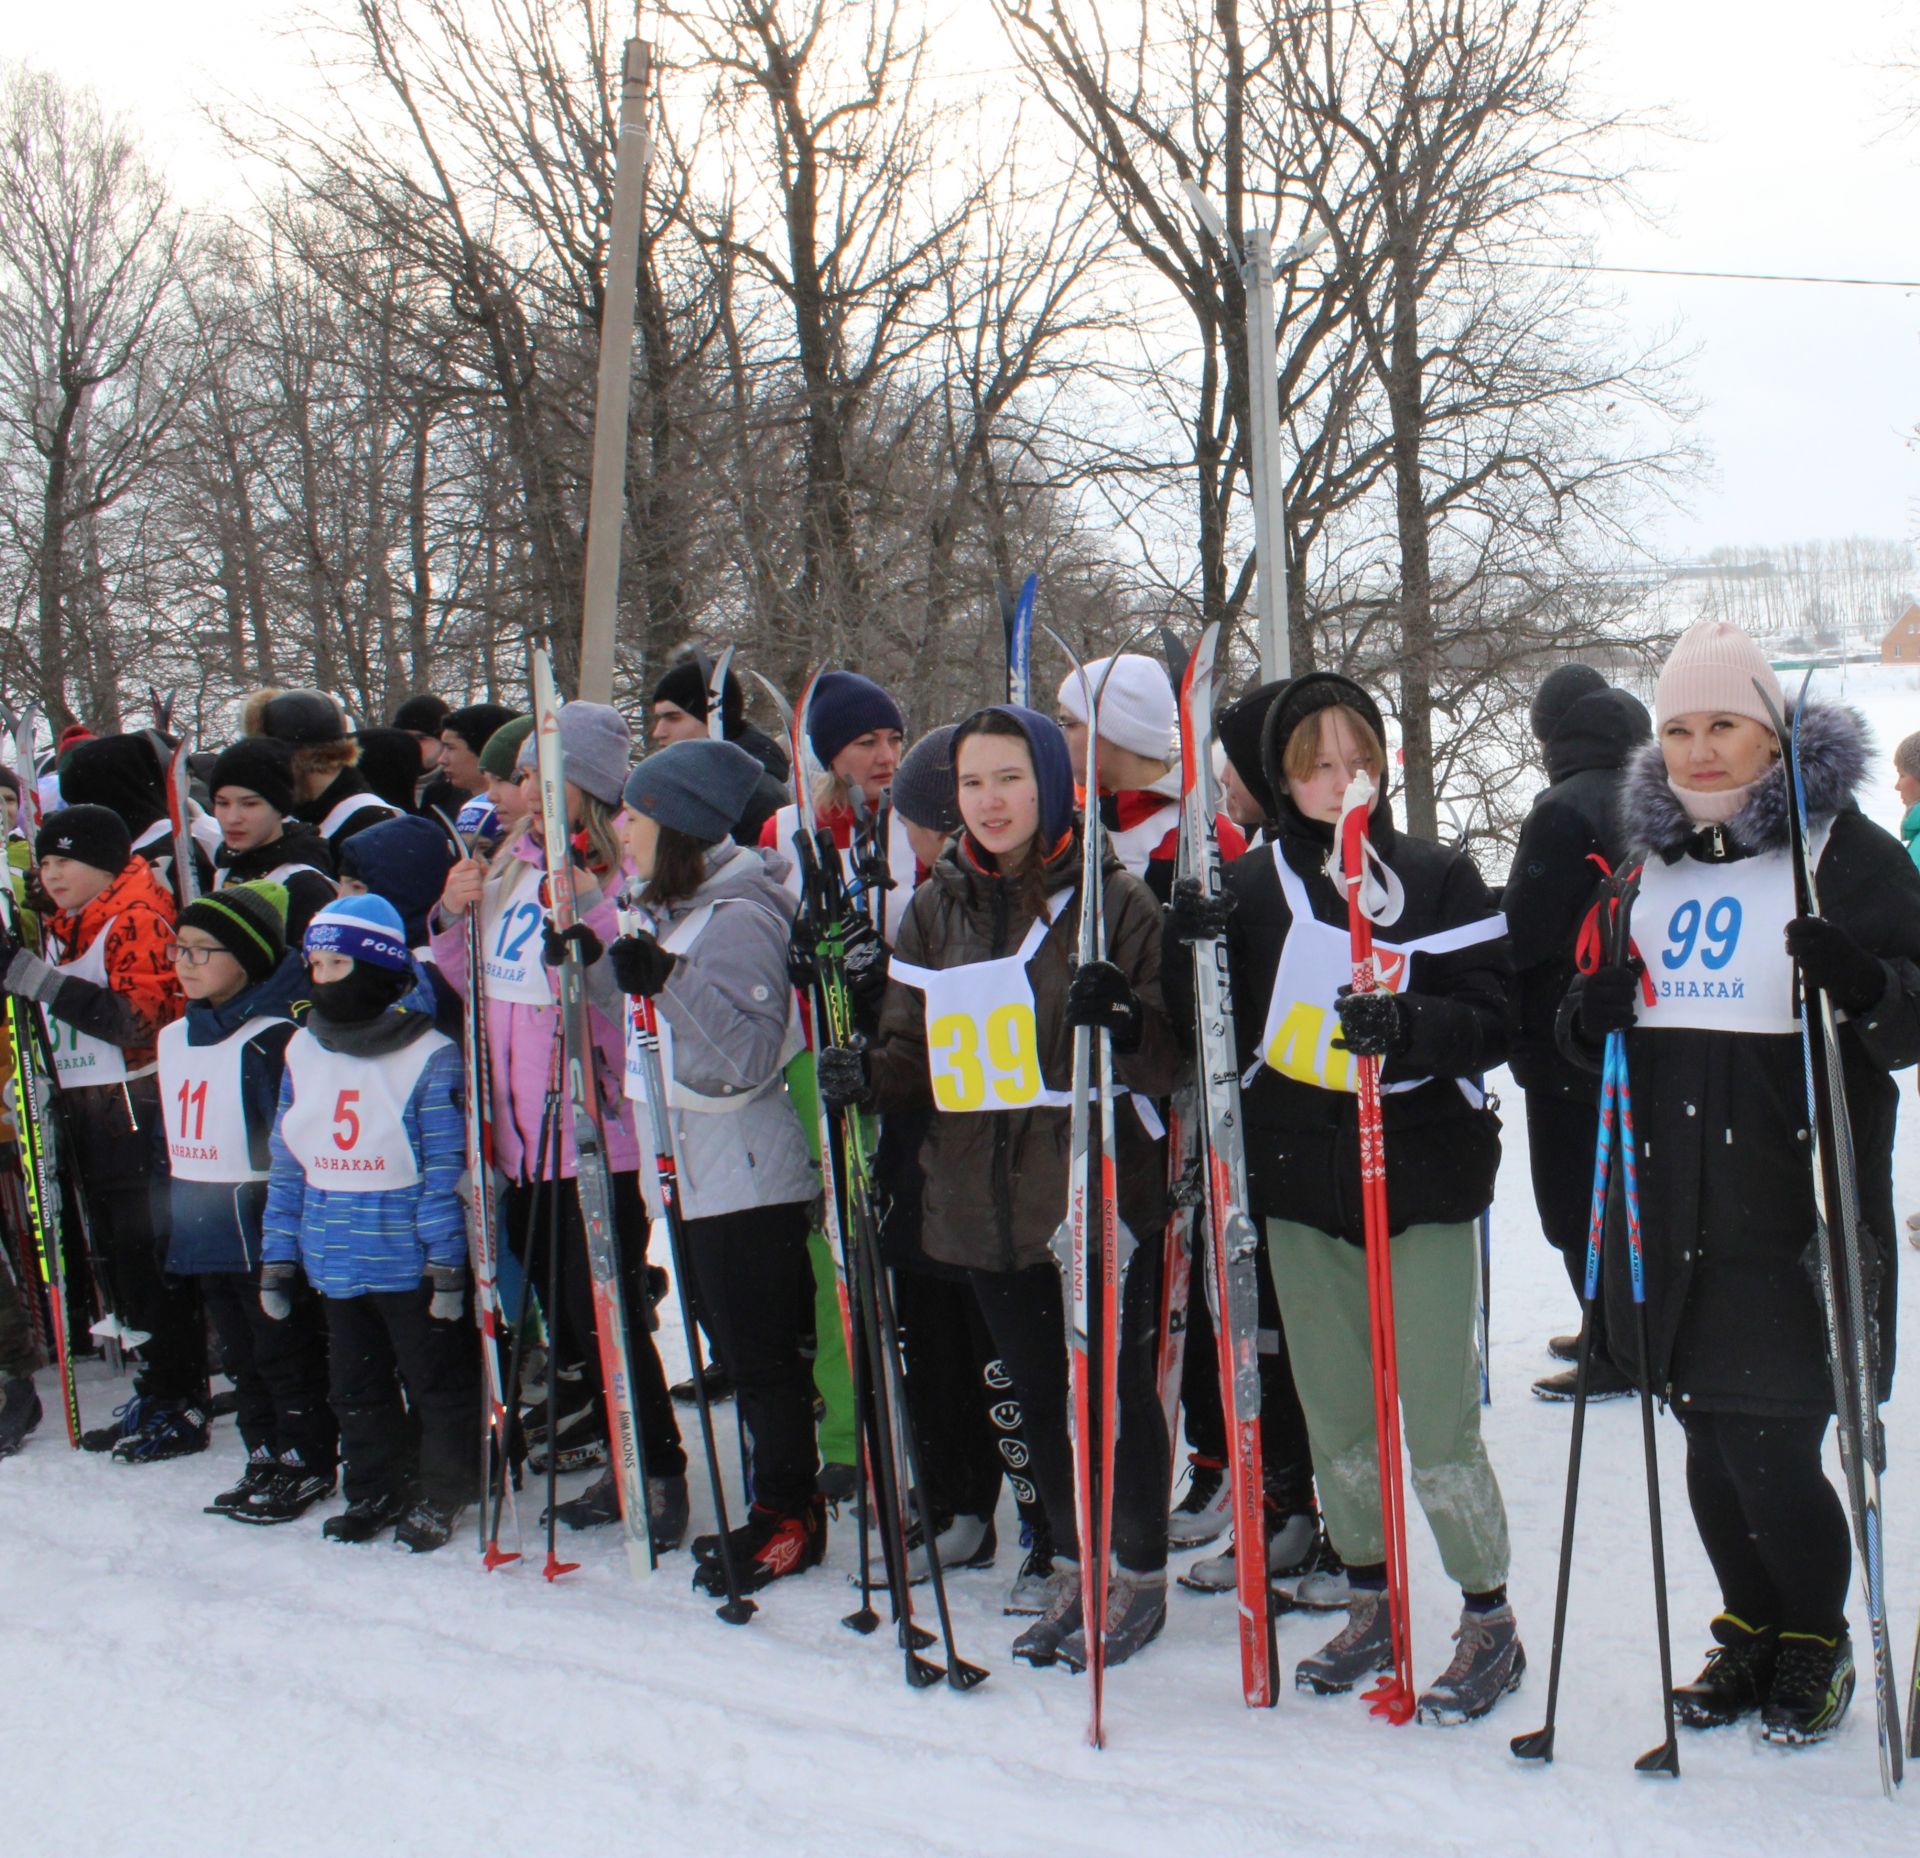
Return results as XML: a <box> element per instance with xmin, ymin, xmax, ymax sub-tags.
<box><xmin>1011</xmin><ymin>1560</ymin><xmax>1082</xmax><ymax>1667</ymax></box>
<box><xmin>1166</xmin><ymin>1453</ymin><xmax>1231</xmax><ymax>1549</ymax></box>
<box><xmin>1673</xmin><ymin>1613</ymin><xmax>1777</xmax><ymax>1728</ymax></box>
<box><xmin>904</xmin><ymin>1512</ymin><xmax>996</xmax><ymax>1585</ymax></box>
<box><xmin>1296</xmin><ymin>1586</ymin><xmax>1393</xmax><ymax>1695</ymax></box>
<box><xmin>0</xmin><ymin>1375</ymin><xmax>41</xmax><ymax>1459</ymax></box>
<box><xmin>1760</xmin><ymin>1631</ymin><xmax>1854</xmax><ymax>1745</ymax></box>
<box><xmin>81</xmin><ymin>1394</ymin><xmax>157</xmax><ymax>1454</ymax></box>
<box><xmin>395</xmin><ymin>1498</ymin><xmax>467</xmax><ymax>1554</ymax></box>
<box><xmin>692</xmin><ymin>1498</ymin><xmax>826</xmax><ymax>1596</ymax></box>
<box><xmin>324</xmin><ymin>1491</ymin><xmax>411</xmax><ymax>1544</ymax></box>
<box><xmin>1416</xmin><ymin>1603</ymin><xmax>1526</xmax><ymax>1724</ymax></box>
<box><xmin>111</xmin><ymin>1400</ymin><xmax>211</xmax><ymax>1464</ymax></box>
<box><xmin>235</xmin><ymin>1453</ymin><xmax>337</xmax><ymax>1526</ymax></box>
<box><xmin>1059</xmin><ymin>1568</ymin><xmax>1167</xmax><ymax>1672</ymax></box>
<box><xmin>1004</xmin><ymin>1516</ymin><xmax>1056</xmax><ymax>1616</ymax></box>
<box><xmin>206</xmin><ymin>1445</ymin><xmax>281</xmax><ymax>1515</ymax></box>
<box><xmin>1178</xmin><ymin>1508</ymin><xmax>1321</xmax><ymax>1594</ymax></box>
<box><xmin>1530</xmin><ymin>1356</ymin><xmax>1632</xmax><ymax>1402</ymax></box>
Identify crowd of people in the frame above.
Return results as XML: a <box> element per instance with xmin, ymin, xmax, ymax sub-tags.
<box><xmin>0</xmin><ymin>618</ymin><xmax>1914</xmax><ymax>1749</ymax></box>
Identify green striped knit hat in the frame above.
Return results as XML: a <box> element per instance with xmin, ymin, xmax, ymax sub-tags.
<box><xmin>177</xmin><ymin>880</ymin><xmax>290</xmax><ymax>983</ymax></box>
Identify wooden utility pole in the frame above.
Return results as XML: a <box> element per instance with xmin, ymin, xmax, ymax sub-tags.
<box><xmin>575</xmin><ymin>29</ymin><xmax>653</xmax><ymax>702</ymax></box>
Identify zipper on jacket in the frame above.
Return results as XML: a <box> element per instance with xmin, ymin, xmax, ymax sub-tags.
<box><xmin>988</xmin><ymin>877</ymin><xmax>1017</xmax><ymax>1270</ymax></box>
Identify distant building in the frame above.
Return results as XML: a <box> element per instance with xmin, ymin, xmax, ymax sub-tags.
<box><xmin>1882</xmin><ymin>605</ymin><xmax>1920</xmax><ymax>663</ymax></box>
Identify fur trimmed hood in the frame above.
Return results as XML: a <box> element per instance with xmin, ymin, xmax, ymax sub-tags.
<box><xmin>1619</xmin><ymin>698</ymin><xmax>1869</xmax><ymax>860</ymax></box>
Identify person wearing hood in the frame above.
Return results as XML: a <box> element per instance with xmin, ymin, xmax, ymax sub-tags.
<box><xmin>431</xmin><ymin>702</ymin><xmax>688</xmax><ymax>1535</ymax></box>
<box><xmin>1</xmin><ymin>805</ymin><xmax>206</xmax><ymax>1462</ymax></box>
<box><xmin>1559</xmin><ymin>621</ymin><xmax>1920</xmax><ymax>1745</ymax></box>
<box><xmin>1504</xmin><ymin>664</ymin><xmax>1652</xmax><ymax>1401</ymax></box>
<box><xmin>206</xmin><ymin>737</ymin><xmax>339</xmax><ymax>946</ymax></box>
<box><xmin>59</xmin><ymin>732</ymin><xmax>214</xmax><ymax>908</ymax></box>
<box><xmin>1893</xmin><ymin>730</ymin><xmax>1920</xmax><ymax>873</ymax></box>
<box><xmin>1056</xmin><ymin>653</ymin><xmax>1248</xmax><ymax>899</ymax></box>
<box><xmin>1163</xmin><ymin>671</ymin><xmax>1521</xmax><ymax>1723</ymax></box>
<box><xmin>1215</xmin><ymin>678</ymin><xmax>1287</xmax><ymax>838</ymax></box>
<box><xmin>587</xmin><ymin>738</ymin><xmax>816</xmax><ymax>1586</ymax></box>
<box><xmin>336</xmin><ymin>814</ymin><xmax>462</xmax><ymax>1040</ymax></box>
<box><xmin>158</xmin><ymin>880</ymin><xmax>336</xmax><ymax>1525</ymax></box>
<box><xmin>262</xmin><ymin>895</ymin><xmax>474</xmax><ymax>1551</ymax></box>
<box><xmin>244</xmin><ymin>688</ymin><xmax>398</xmax><ymax>861</ymax></box>
<box><xmin>819</xmin><ymin>703</ymin><xmax>1184</xmax><ymax>1671</ymax></box>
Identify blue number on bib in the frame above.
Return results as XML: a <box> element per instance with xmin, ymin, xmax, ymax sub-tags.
<box><xmin>1662</xmin><ymin>896</ymin><xmax>1740</xmax><ymax>971</ymax></box>
<box><xmin>495</xmin><ymin>901</ymin><xmax>542</xmax><ymax>963</ymax></box>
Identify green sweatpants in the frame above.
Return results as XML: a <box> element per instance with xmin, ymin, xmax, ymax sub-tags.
<box><xmin>1266</xmin><ymin>1217</ymin><xmax>1509</xmax><ymax>1595</ymax></box>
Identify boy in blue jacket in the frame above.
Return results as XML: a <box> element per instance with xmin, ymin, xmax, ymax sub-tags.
<box><xmin>262</xmin><ymin>894</ymin><xmax>476</xmax><ymax>1551</ymax></box>
<box><xmin>159</xmin><ymin>880</ymin><xmax>337</xmax><ymax>1523</ymax></box>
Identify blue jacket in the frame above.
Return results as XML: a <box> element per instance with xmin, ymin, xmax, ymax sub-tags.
<box><xmin>262</xmin><ymin>972</ymin><xmax>467</xmax><ymax>1297</ymax></box>
<box><xmin>164</xmin><ymin>954</ymin><xmax>305</xmax><ymax>1276</ymax></box>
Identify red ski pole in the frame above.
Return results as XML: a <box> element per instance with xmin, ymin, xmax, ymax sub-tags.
<box><xmin>1340</xmin><ymin>777</ymin><xmax>1416</xmax><ymax>1725</ymax></box>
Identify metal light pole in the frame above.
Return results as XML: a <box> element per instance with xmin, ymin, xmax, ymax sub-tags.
<box><xmin>576</xmin><ymin>31</ymin><xmax>654</xmax><ymax>704</ymax></box>
<box><xmin>1183</xmin><ymin>184</ymin><xmax>1329</xmax><ymax>683</ymax></box>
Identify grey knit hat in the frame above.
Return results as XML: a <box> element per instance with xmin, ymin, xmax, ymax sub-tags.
<box><xmin>621</xmin><ymin>740</ymin><xmax>765</xmax><ymax>844</ymax></box>
<box><xmin>890</xmin><ymin>724</ymin><xmax>960</xmax><ymax>832</ymax></box>
<box><xmin>518</xmin><ymin>701</ymin><xmax>632</xmax><ymax>806</ymax></box>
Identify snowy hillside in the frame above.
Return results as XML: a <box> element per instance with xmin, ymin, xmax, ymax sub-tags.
<box><xmin>6</xmin><ymin>1072</ymin><xmax>1919</xmax><ymax>1858</ymax></box>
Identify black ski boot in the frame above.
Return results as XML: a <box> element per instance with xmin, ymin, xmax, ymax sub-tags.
<box><xmin>1673</xmin><ymin>1613</ymin><xmax>1777</xmax><ymax>1728</ymax></box>
<box><xmin>111</xmin><ymin>1400</ymin><xmax>211</xmax><ymax>1464</ymax></box>
<box><xmin>1760</xmin><ymin>1631</ymin><xmax>1855</xmax><ymax>1745</ymax></box>
<box><xmin>81</xmin><ymin>1394</ymin><xmax>156</xmax><ymax>1454</ymax></box>
<box><xmin>395</xmin><ymin>1498</ymin><xmax>467</xmax><ymax>1554</ymax></box>
<box><xmin>206</xmin><ymin>1445</ymin><xmax>280</xmax><ymax>1515</ymax></box>
<box><xmin>233</xmin><ymin>1453</ymin><xmax>337</xmax><ymax>1526</ymax></box>
<box><xmin>0</xmin><ymin>1375</ymin><xmax>44</xmax><ymax>1459</ymax></box>
<box><xmin>692</xmin><ymin>1498</ymin><xmax>827</xmax><ymax>1595</ymax></box>
<box><xmin>669</xmin><ymin>1368</ymin><xmax>735</xmax><ymax>1405</ymax></box>
<box><xmin>1059</xmin><ymin>1569</ymin><xmax>1168</xmax><ymax>1672</ymax></box>
<box><xmin>323</xmin><ymin>1491</ymin><xmax>411</xmax><ymax>1544</ymax></box>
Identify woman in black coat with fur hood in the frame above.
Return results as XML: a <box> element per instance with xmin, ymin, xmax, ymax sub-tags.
<box><xmin>1561</xmin><ymin>620</ymin><xmax>1920</xmax><ymax>1747</ymax></box>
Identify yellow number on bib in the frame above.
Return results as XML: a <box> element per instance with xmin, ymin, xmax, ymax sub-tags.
<box><xmin>929</xmin><ymin>1013</ymin><xmax>987</xmax><ymax>1111</ymax></box>
<box><xmin>1263</xmin><ymin>1002</ymin><xmax>1353</xmax><ymax>1093</ymax></box>
<box><xmin>984</xmin><ymin>1004</ymin><xmax>1041</xmax><ymax>1106</ymax></box>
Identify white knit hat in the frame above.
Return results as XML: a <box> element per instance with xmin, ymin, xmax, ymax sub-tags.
<box><xmin>1655</xmin><ymin>621</ymin><xmax>1784</xmax><ymax>730</ymax></box>
<box><xmin>1055</xmin><ymin>653</ymin><xmax>1177</xmax><ymax>761</ymax></box>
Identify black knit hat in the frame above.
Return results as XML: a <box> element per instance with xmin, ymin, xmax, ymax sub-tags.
<box><xmin>256</xmin><ymin>690</ymin><xmax>347</xmax><ymax>747</ymax></box>
<box><xmin>443</xmin><ymin>702</ymin><xmax>519</xmax><ymax>757</ymax></box>
<box><xmin>36</xmin><ymin>804</ymin><xmax>133</xmax><ymax>876</ymax></box>
<box><xmin>57</xmin><ymin>734</ymin><xmax>168</xmax><ymax>836</ymax></box>
<box><xmin>209</xmin><ymin>737</ymin><xmax>296</xmax><ymax>816</ymax></box>
<box><xmin>651</xmin><ymin>658</ymin><xmax>744</xmax><ymax>735</ymax></box>
<box><xmin>1529</xmin><ymin>663</ymin><xmax>1608</xmax><ymax>744</ymax></box>
<box><xmin>178</xmin><ymin>880</ymin><xmax>289</xmax><ymax>983</ymax></box>
<box><xmin>890</xmin><ymin>725</ymin><xmax>960</xmax><ymax>832</ymax></box>
<box><xmin>1217</xmin><ymin>679</ymin><xmax>1287</xmax><ymax>822</ymax></box>
<box><xmin>391</xmin><ymin>694</ymin><xmax>451</xmax><ymax>736</ymax></box>
<box><xmin>1259</xmin><ymin>672</ymin><xmax>1393</xmax><ymax>835</ymax></box>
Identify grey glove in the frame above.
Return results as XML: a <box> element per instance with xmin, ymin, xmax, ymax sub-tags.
<box><xmin>427</xmin><ymin>1263</ymin><xmax>468</xmax><ymax>1323</ymax></box>
<box><xmin>259</xmin><ymin>1261</ymin><xmax>298</xmax><ymax>1322</ymax></box>
<box><xmin>3</xmin><ymin>946</ymin><xmax>61</xmax><ymax>1007</ymax></box>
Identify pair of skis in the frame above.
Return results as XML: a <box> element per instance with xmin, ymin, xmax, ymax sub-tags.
<box><xmin>1757</xmin><ymin>673</ymin><xmax>1906</xmax><ymax>1794</ymax></box>
<box><xmin>1509</xmin><ymin>865</ymin><xmax>1680</xmax><ymax>1776</ymax></box>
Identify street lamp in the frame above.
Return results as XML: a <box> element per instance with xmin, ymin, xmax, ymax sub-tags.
<box><xmin>1184</xmin><ymin>182</ymin><xmax>1329</xmax><ymax>682</ymax></box>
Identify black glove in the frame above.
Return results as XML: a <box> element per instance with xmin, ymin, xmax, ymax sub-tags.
<box><xmin>816</xmin><ymin>1039</ymin><xmax>873</xmax><ymax>1112</ymax></box>
<box><xmin>608</xmin><ymin>929</ymin><xmax>677</xmax><ymax>998</ymax></box>
<box><xmin>786</xmin><ymin>919</ymin><xmax>818</xmax><ymax>991</ymax></box>
<box><xmin>1331</xmin><ymin>987</ymin><xmax>1408</xmax><ymax>1060</ymax></box>
<box><xmin>1165</xmin><ymin>877</ymin><xmax>1234</xmax><ymax>947</ymax></box>
<box><xmin>842</xmin><ymin>919</ymin><xmax>890</xmax><ymax>1009</ymax></box>
<box><xmin>1785</xmin><ymin>915</ymin><xmax>1883</xmax><ymax>1015</ymax></box>
<box><xmin>259</xmin><ymin>1261</ymin><xmax>298</xmax><ymax>1322</ymax></box>
<box><xmin>1065</xmin><ymin>959</ymin><xmax>1144</xmax><ymax>1053</ymax></box>
<box><xmin>426</xmin><ymin>1263</ymin><xmax>468</xmax><ymax>1323</ymax></box>
<box><xmin>541</xmin><ymin>920</ymin><xmax>603</xmax><ymax>969</ymax></box>
<box><xmin>1577</xmin><ymin>962</ymin><xmax>1641</xmax><ymax>1039</ymax></box>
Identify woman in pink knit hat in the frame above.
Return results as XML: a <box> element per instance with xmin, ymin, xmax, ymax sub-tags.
<box><xmin>1560</xmin><ymin>619</ymin><xmax>1920</xmax><ymax>1745</ymax></box>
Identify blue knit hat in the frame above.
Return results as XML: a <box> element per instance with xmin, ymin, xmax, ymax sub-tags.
<box><xmin>806</xmin><ymin>672</ymin><xmax>905</xmax><ymax>769</ymax></box>
<box><xmin>622</xmin><ymin>739</ymin><xmax>765</xmax><ymax>843</ymax></box>
<box><xmin>951</xmin><ymin>705</ymin><xmax>1078</xmax><ymax>851</ymax></box>
<box><xmin>304</xmin><ymin>894</ymin><xmax>412</xmax><ymax>971</ymax></box>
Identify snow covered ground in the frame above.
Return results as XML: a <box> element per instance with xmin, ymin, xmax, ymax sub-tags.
<box><xmin>7</xmin><ymin>660</ymin><xmax>1920</xmax><ymax>1858</ymax></box>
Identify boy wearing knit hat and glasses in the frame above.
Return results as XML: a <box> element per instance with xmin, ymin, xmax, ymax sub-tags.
<box><xmin>159</xmin><ymin>880</ymin><xmax>338</xmax><ymax>1524</ymax></box>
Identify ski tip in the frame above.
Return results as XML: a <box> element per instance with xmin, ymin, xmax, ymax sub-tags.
<box><xmin>1509</xmin><ymin>1725</ymin><xmax>1555</xmax><ymax>1763</ymax></box>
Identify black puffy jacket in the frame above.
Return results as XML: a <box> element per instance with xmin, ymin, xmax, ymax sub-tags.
<box><xmin>1560</xmin><ymin>702</ymin><xmax>1920</xmax><ymax>1416</ymax></box>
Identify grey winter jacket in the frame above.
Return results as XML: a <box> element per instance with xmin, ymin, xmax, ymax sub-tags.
<box><xmin>634</xmin><ymin>844</ymin><xmax>817</xmax><ymax>1222</ymax></box>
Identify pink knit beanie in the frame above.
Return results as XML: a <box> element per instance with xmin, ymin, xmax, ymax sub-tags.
<box><xmin>1654</xmin><ymin>621</ymin><xmax>1784</xmax><ymax>729</ymax></box>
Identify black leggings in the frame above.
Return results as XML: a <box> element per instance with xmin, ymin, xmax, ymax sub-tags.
<box><xmin>968</xmin><ymin>1249</ymin><xmax>1169</xmax><ymax>1574</ymax></box>
<box><xmin>682</xmin><ymin>1200</ymin><xmax>817</xmax><ymax>1515</ymax></box>
<box><xmin>502</xmin><ymin>1168</ymin><xmax>685</xmax><ymax>1481</ymax></box>
<box><xmin>1681</xmin><ymin>1408</ymin><xmax>1851</xmax><ymax>1638</ymax></box>
<box><xmin>1527</xmin><ymin>1090</ymin><xmax>1614</xmax><ymax>1363</ymax></box>
<box><xmin>203</xmin><ymin>1269</ymin><xmax>337</xmax><ymax>1473</ymax></box>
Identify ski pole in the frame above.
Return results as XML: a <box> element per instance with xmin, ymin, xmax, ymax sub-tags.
<box><xmin>541</xmin><ymin>1064</ymin><xmax>580</xmax><ymax>1584</ymax></box>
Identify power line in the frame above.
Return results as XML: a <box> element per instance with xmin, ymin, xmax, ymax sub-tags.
<box><xmin>1574</xmin><ymin>262</ymin><xmax>1920</xmax><ymax>290</ymax></box>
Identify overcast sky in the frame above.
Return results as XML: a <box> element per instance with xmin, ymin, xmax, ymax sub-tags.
<box><xmin>15</xmin><ymin>0</ymin><xmax>1919</xmax><ymax>569</ymax></box>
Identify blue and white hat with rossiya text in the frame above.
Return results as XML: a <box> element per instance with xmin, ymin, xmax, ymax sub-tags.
<box><xmin>303</xmin><ymin>895</ymin><xmax>413</xmax><ymax>972</ymax></box>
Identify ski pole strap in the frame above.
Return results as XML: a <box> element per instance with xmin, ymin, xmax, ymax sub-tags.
<box><xmin>1331</xmin><ymin>773</ymin><xmax>1403</xmax><ymax>931</ymax></box>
